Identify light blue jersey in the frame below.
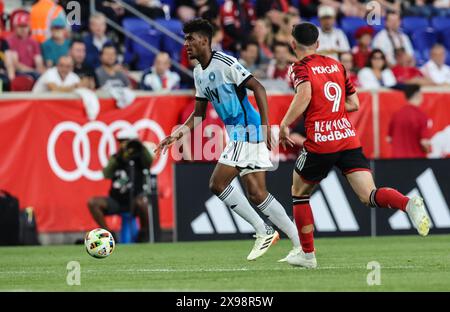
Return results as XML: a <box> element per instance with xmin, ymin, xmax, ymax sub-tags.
<box><xmin>194</xmin><ymin>51</ymin><xmax>263</xmax><ymax>142</ymax></box>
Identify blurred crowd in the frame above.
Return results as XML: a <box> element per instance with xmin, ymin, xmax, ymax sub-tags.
<box><xmin>0</xmin><ymin>0</ymin><xmax>449</xmax><ymax>93</ymax></box>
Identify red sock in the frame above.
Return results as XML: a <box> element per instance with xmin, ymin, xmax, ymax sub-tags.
<box><xmin>293</xmin><ymin>196</ymin><xmax>315</xmax><ymax>253</ymax></box>
<box><xmin>370</xmin><ymin>187</ymin><xmax>408</xmax><ymax>211</ymax></box>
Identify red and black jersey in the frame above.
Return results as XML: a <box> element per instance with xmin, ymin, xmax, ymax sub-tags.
<box><xmin>289</xmin><ymin>54</ymin><xmax>361</xmax><ymax>154</ymax></box>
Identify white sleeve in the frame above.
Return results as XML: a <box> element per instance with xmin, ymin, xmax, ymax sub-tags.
<box><xmin>225</xmin><ymin>59</ymin><xmax>252</xmax><ymax>87</ymax></box>
<box><xmin>193</xmin><ymin>68</ymin><xmax>207</xmax><ymax>101</ymax></box>
<box><xmin>32</xmin><ymin>70</ymin><xmax>50</xmax><ymax>92</ymax></box>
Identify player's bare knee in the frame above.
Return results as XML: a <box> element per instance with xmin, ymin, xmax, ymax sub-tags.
<box><xmin>247</xmin><ymin>190</ymin><xmax>267</xmax><ymax>206</ymax></box>
<box><xmin>209</xmin><ymin>179</ymin><xmax>226</xmax><ymax>196</ymax></box>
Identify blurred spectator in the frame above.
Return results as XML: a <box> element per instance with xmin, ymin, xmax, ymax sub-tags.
<box><xmin>176</xmin><ymin>0</ymin><xmax>219</xmax><ymax>23</ymax></box>
<box><xmin>392</xmin><ymin>47</ymin><xmax>435</xmax><ymax>86</ymax></box>
<box><xmin>352</xmin><ymin>26</ymin><xmax>374</xmax><ymax>70</ymax></box>
<box><xmin>374</xmin><ymin>0</ymin><xmax>402</xmax><ymax>16</ymax></box>
<box><xmin>95</xmin><ymin>0</ymin><xmax>126</xmax><ymax>26</ymax></box>
<box><xmin>0</xmin><ymin>39</ymin><xmax>13</xmax><ymax>91</ymax></box>
<box><xmin>339</xmin><ymin>52</ymin><xmax>360</xmax><ymax>87</ymax></box>
<box><xmin>84</xmin><ymin>13</ymin><xmax>113</xmax><ymax>69</ymax></box>
<box><xmin>255</xmin><ymin>0</ymin><xmax>299</xmax><ymax>26</ymax></box>
<box><xmin>32</xmin><ymin>56</ymin><xmax>80</xmax><ymax>92</ymax></box>
<box><xmin>211</xmin><ymin>24</ymin><xmax>224</xmax><ymax>52</ymax></box>
<box><xmin>387</xmin><ymin>84</ymin><xmax>432</xmax><ymax>158</ymax></box>
<box><xmin>372</xmin><ymin>11</ymin><xmax>415</xmax><ymax>66</ymax></box>
<box><xmin>96</xmin><ymin>44</ymin><xmax>130</xmax><ymax>89</ymax></box>
<box><xmin>30</xmin><ymin>0</ymin><xmax>68</xmax><ymax>44</ymax></box>
<box><xmin>266</xmin><ymin>42</ymin><xmax>291</xmax><ymax>81</ymax></box>
<box><xmin>87</xmin><ymin>129</ymin><xmax>153</xmax><ymax>242</ymax></box>
<box><xmin>238</xmin><ymin>40</ymin><xmax>266</xmax><ymax>78</ymax></box>
<box><xmin>7</xmin><ymin>12</ymin><xmax>45</xmax><ymax>82</ymax></box>
<box><xmin>357</xmin><ymin>49</ymin><xmax>397</xmax><ymax>89</ymax></box>
<box><xmin>403</xmin><ymin>0</ymin><xmax>437</xmax><ymax>17</ymax></box>
<box><xmin>274</xmin><ymin>13</ymin><xmax>300</xmax><ymax>46</ymax></box>
<box><xmin>340</xmin><ymin>0</ymin><xmax>367</xmax><ymax>17</ymax></box>
<box><xmin>41</xmin><ymin>19</ymin><xmax>71</xmax><ymax>68</ymax></box>
<box><xmin>298</xmin><ymin>0</ymin><xmax>319</xmax><ymax>18</ymax></box>
<box><xmin>220</xmin><ymin>0</ymin><xmax>256</xmax><ymax>52</ymax></box>
<box><xmin>140</xmin><ymin>52</ymin><xmax>180</xmax><ymax>91</ymax></box>
<box><xmin>123</xmin><ymin>0</ymin><xmax>166</xmax><ymax>19</ymax></box>
<box><xmin>70</xmin><ymin>39</ymin><xmax>97</xmax><ymax>90</ymax></box>
<box><xmin>251</xmin><ymin>18</ymin><xmax>274</xmax><ymax>65</ymax></box>
<box><xmin>433</xmin><ymin>0</ymin><xmax>450</xmax><ymax>16</ymax></box>
<box><xmin>420</xmin><ymin>44</ymin><xmax>450</xmax><ymax>85</ymax></box>
<box><xmin>316</xmin><ymin>5</ymin><xmax>350</xmax><ymax>60</ymax></box>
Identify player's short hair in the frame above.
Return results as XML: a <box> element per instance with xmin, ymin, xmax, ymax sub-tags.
<box><xmin>183</xmin><ymin>18</ymin><xmax>213</xmax><ymax>43</ymax></box>
<box><xmin>291</xmin><ymin>22</ymin><xmax>319</xmax><ymax>47</ymax></box>
<box><xmin>402</xmin><ymin>84</ymin><xmax>421</xmax><ymax>100</ymax></box>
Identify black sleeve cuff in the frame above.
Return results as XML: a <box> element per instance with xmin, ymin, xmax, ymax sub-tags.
<box><xmin>238</xmin><ymin>74</ymin><xmax>253</xmax><ymax>88</ymax></box>
<box><xmin>195</xmin><ymin>97</ymin><xmax>208</xmax><ymax>102</ymax></box>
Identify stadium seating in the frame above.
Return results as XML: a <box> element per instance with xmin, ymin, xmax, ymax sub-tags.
<box><xmin>123</xmin><ymin>18</ymin><xmax>162</xmax><ymax>70</ymax></box>
<box><xmin>340</xmin><ymin>17</ymin><xmax>369</xmax><ymax>46</ymax></box>
<box><xmin>157</xmin><ymin>19</ymin><xmax>184</xmax><ymax>63</ymax></box>
<box><xmin>431</xmin><ymin>16</ymin><xmax>450</xmax><ymax>33</ymax></box>
<box><xmin>401</xmin><ymin>16</ymin><xmax>429</xmax><ymax>35</ymax></box>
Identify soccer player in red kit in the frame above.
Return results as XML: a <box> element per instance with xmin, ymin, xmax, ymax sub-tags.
<box><xmin>279</xmin><ymin>23</ymin><xmax>431</xmax><ymax>268</ymax></box>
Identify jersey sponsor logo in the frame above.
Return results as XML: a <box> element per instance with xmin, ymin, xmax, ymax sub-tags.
<box><xmin>204</xmin><ymin>86</ymin><xmax>221</xmax><ymax>103</ymax></box>
<box><xmin>389</xmin><ymin>168</ymin><xmax>450</xmax><ymax>230</ymax></box>
<box><xmin>47</xmin><ymin>119</ymin><xmax>167</xmax><ymax>181</ymax></box>
<box><xmin>313</xmin><ymin>117</ymin><xmax>356</xmax><ymax>143</ymax></box>
<box><xmin>311</xmin><ymin>64</ymin><xmax>340</xmax><ymax>75</ymax></box>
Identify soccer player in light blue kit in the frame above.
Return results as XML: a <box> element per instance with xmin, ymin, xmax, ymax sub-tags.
<box><xmin>156</xmin><ymin>19</ymin><xmax>300</xmax><ymax>261</ymax></box>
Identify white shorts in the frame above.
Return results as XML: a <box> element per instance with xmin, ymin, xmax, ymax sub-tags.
<box><xmin>218</xmin><ymin>141</ymin><xmax>273</xmax><ymax>176</ymax></box>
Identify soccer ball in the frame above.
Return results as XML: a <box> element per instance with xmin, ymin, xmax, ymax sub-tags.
<box><xmin>85</xmin><ymin>228</ymin><xmax>115</xmax><ymax>259</ymax></box>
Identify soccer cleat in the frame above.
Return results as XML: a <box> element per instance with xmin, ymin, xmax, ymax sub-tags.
<box><xmin>406</xmin><ymin>196</ymin><xmax>431</xmax><ymax>236</ymax></box>
<box><xmin>278</xmin><ymin>247</ymin><xmax>302</xmax><ymax>263</ymax></box>
<box><xmin>287</xmin><ymin>250</ymin><xmax>317</xmax><ymax>268</ymax></box>
<box><xmin>247</xmin><ymin>228</ymin><xmax>280</xmax><ymax>261</ymax></box>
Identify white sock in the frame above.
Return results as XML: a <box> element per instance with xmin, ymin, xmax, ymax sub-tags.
<box><xmin>258</xmin><ymin>194</ymin><xmax>301</xmax><ymax>248</ymax></box>
<box><xmin>218</xmin><ymin>185</ymin><xmax>267</xmax><ymax>235</ymax></box>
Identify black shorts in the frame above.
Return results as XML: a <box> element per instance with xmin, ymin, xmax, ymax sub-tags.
<box><xmin>104</xmin><ymin>197</ymin><xmax>130</xmax><ymax>215</ymax></box>
<box><xmin>294</xmin><ymin>147</ymin><xmax>371</xmax><ymax>184</ymax></box>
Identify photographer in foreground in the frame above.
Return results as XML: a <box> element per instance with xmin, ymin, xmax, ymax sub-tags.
<box><xmin>87</xmin><ymin>128</ymin><xmax>154</xmax><ymax>242</ymax></box>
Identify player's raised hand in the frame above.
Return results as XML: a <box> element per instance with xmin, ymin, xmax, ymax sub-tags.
<box><xmin>279</xmin><ymin>125</ymin><xmax>295</xmax><ymax>149</ymax></box>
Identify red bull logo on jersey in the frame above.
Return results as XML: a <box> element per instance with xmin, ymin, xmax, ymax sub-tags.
<box><xmin>314</xmin><ymin>117</ymin><xmax>356</xmax><ymax>143</ymax></box>
<box><xmin>311</xmin><ymin>64</ymin><xmax>340</xmax><ymax>75</ymax></box>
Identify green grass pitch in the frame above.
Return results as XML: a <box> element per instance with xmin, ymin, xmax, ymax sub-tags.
<box><xmin>1</xmin><ymin>234</ymin><xmax>449</xmax><ymax>291</ymax></box>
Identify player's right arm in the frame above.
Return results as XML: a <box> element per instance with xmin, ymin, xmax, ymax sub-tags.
<box><xmin>345</xmin><ymin>93</ymin><xmax>360</xmax><ymax>112</ymax></box>
<box><xmin>155</xmin><ymin>99</ymin><xmax>208</xmax><ymax>155</ymax></box>
<box><xmin>279</xmin><ymin>81</ymin><xmax>312</xmax><ymax>148</ymax></box>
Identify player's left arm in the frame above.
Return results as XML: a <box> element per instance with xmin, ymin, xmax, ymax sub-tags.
<box><xmin>279</xmin><ymin>81</ymin><xmax>312</xmax><ymax>148</ymax></box>
<box><xmin>244</xmin><ymin>77</ymin><xmax>272</xmax><ymax>149</ymax></box>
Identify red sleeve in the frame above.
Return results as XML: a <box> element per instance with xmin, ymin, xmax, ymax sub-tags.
<box><xmin>289</xmin><ymin>62</ymin><xmax>309</xmax><ymax>90</ymax></box>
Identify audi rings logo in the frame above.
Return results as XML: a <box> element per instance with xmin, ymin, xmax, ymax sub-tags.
<box><xmin>47</xmin><ymin>119</ymin><xmax>167</xmax><ymax>181</ymax></box>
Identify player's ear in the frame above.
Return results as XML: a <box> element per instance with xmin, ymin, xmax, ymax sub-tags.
<box><xmin>315</xmin><ymin>40</ymin><xmax>320</xmax><ymax>50</ymax></box>
<box><xmin>290</xmin><ymin>40</ymin><xmax>297</xmax><ymax>53</ymax></box>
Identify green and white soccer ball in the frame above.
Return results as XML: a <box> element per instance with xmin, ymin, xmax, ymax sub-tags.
<box><xmin>85</xmin><ymin>228</ymin><xmax>115</xmax><ymax>259</ymax></box>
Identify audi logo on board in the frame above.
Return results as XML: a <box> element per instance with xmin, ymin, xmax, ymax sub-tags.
<box><xmin>47</xmin><ymin>119</ymin><xmax>167</xmax><ymax>181</ymax></box>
